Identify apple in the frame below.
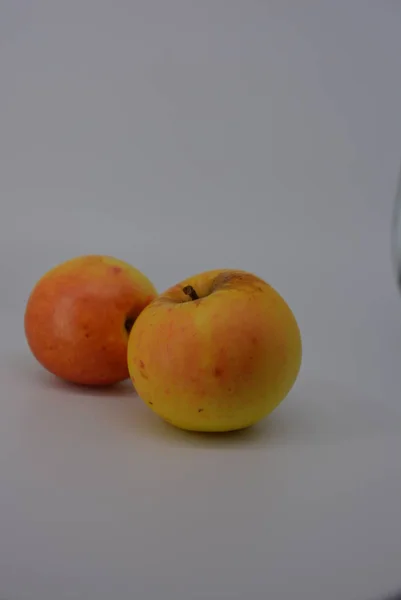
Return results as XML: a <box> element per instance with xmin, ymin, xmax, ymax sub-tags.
<box><xmin>24</xmin><ymin>255</ymin><xmax>157</xmax><ymax>386</ymax></box>
<box><xmin>127</xmin><ymin>269</ymin><xmax>302</xmax><ymax>432</ymax></box>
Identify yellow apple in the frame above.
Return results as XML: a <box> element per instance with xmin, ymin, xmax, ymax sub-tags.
<box><xmin>127</xmin><ymin>269</ymin><xmax>302</xmax><ymax>432</ymax></box>
<box><xmin>24</xmin><ymin>255</ymin><xmax>157</xmax><ymax>386</ymax></box>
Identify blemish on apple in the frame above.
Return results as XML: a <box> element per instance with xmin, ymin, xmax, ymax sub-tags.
<box><xmin>214</xmin><ymin>366</ymin><xmax>224</xmax><ymax>378</ymax></box>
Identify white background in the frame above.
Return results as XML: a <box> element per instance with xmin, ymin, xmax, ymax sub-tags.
<box><xmin>1</xmin><ymin>2</ymin><xmax>401</xmax><ymax>599</ymax></box>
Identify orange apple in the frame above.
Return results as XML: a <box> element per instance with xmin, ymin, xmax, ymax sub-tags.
<box><xmin>127</xmin><ymin>269</ymin><xmax>302</xmax><ymax>432</ymax></box>
<box><xmin>24</xmin><ymin>255</ymin><xmax>157</xmax><ymax>386</ymax></box>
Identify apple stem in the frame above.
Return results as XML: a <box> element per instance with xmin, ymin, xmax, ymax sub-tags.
<box><xmin>183</xmin><ymin>285</ymin><xmax>199</xmax><ymax>301</ymax></box>
<box><xmin>124</xmin><ymin>317</ymin><xmax>135</xmax><ymax>334</ymax></box>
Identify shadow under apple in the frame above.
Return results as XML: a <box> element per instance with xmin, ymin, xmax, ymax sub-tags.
<box><xmin>13</xmin><ymin>354</ymin><xmax>401</xmax><ymax>450</ymax></box>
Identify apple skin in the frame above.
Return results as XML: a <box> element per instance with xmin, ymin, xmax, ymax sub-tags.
<box><xmin>127</xmin><ymin>269</ymin><xmax>302</xmax><ymax>432</ymax></box>
<box><xmin>24</xmin><ymin>255</ymin><xmax>157</xmax><ymax>386</ymax></box>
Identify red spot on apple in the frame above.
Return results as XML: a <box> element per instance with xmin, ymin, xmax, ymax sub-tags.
<box><xmin>112</xmin><ymin>266</ymin><xmax>122</xmax><ymax>274</ymax></box>
<box><xmin>165</xmin><ymin>388</ymin><xmax>170</xmax><ymax>395</ymax></box>
<box><xmin>138</xmin><ymin>359</ymin><xmax>148</xmax><ymax>379</ymax></box>
<box><xmin>214</xmin><ymin>366</ymin><xmax>224</xmax><ymax>378</ymax></box>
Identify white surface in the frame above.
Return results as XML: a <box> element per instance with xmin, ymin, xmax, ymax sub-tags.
<box><xmin>1</xmin><ymin>2</ymin><xmax>401</xmax><ymax>599</ymax></box>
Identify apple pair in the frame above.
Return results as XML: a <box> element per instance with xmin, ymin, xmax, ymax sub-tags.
<box><xmin>25</xmin><ymin>256</ymin><xmax>302</xmax><ymax>432</ymax></box>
